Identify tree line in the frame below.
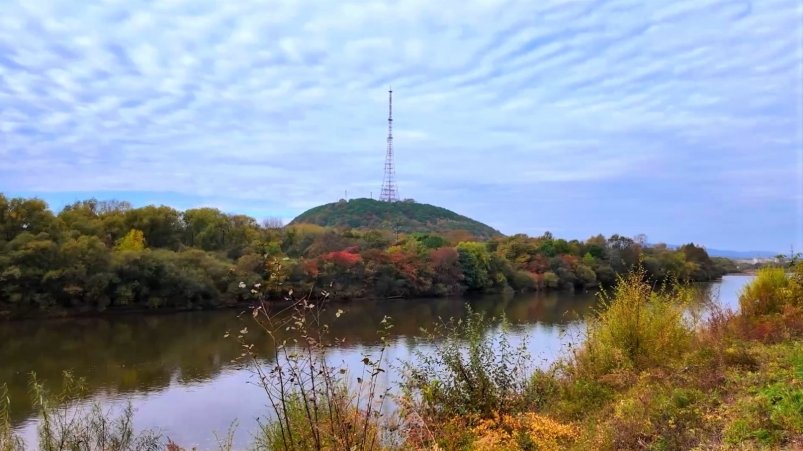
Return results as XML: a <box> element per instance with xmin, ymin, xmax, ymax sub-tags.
<box><xmin>0</xmin><ymin>194</ymin><xmax>736</xmax><ymax>317</ymax></box>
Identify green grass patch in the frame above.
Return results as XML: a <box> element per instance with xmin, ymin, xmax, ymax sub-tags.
<box><xmin>723</xmin><ymin>342</ymin><xmax>803</xmax><ymax>448</ymax></box>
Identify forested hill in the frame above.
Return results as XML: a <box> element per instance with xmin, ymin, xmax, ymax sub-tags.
<box><xmin>290</xmin><ymin>198</ymin><xmax>501</xmax><ymax>239</ymax></box>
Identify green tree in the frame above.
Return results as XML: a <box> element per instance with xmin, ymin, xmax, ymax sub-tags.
<box><xmin>456</xmin><ymin>242</ymin><xmax>492</xmax><ymax>290</ymax></box>
<box><xmin>584</xmin><ymin>234</ymin><xmax>607</xmax><ymax>259</ymax></box>
<box><xmin>0</xmin><ymin>196</ymin><xmax>59</xmax><ymax>241</ymax></box>
<box><xmin>124</xmin><ymin>206</ymin><xmax>183</xmax><ymax>249</ymax></box>
<box><xmin>182</xmin><ymin>208</ymin><xmax>231</xmax><ymax>251</ymax></box>
<box><xmin>57</xmin><ymin>200</ymin><xmax>104</xmax><ymax>237</ymax></box>
<box><xmin>679</xmin><ymin>243</ymin><xmax>716</xmax><ymax>280</ymax></box>
<box><xmin>0</xmin><ymin>232</ymin><xmax>60</xmax><ymax>309</ymax></box>
<box><xmin>576</xmin><ymin>264</ymin><xmax>597</xmax><ymax>287</ymax></box>
<box><xmin>51</xmin><ymin>235</ymin><xmax>113</xmax><ymax>308</ymax></box>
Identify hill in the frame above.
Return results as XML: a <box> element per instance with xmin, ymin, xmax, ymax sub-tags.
<box><xmin>289</xmin><ymin>198</ymin><xmax>502</xmax><ymax>239</ymax></box>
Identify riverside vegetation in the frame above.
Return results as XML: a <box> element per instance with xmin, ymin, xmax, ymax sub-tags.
<box><xmin>0</xmin><ymin>194</ymin><xmax>735</xmax><ymax>318</ymax></box>
<box><xmin>2</xmin><ymin>261</ymin><xmax>801</xmax><ymax>450</ymax></box>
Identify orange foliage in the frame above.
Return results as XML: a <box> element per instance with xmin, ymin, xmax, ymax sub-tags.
<box><xmin>430</xmin><ymin>247</ymin><xmax>458</xmax><ymax>268</ymax></box>
<box><xmin>322</xmin><ymin>250</ymin><xmax>362</xmax><ymax>267</ymax></box>
<box><xmin>560</xmin><ymin>254</ymin><xmax>579</xmax><ymax>269</ymax></box>
<box><xmin>388</xmin><ymin>250</ymin><xmax>421</xmax><ymax>285</ymax></box>
<box><xmin>303</xmin><ymin>259</ymin><xmax>319</xmax><ymax>278</ymax></box>
<box><xmin>732</xmin><ymin>305</ymin><xmax>803</xmax><ymax>342</ymax></box>
<box><xmin>526</xmin><ymin>255</ymin><xmax>550</xmax><ymax>273</ymax></box>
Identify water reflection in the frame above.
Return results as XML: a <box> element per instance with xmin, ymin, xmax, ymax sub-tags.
<box><xmin>2</xmin><ymin>291</ymin><xmax>594</xmax><ymax>421</ymax></box>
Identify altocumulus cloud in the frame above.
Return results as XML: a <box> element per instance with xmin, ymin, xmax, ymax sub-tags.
<box><xmin>0</xmin><ymin>0</ymin><xmax>800</xmax><ymax>251</ymax></box>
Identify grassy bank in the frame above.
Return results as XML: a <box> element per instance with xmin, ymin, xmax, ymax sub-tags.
<box><xmin>2</xmin><ymin>264</ymin><xmax>800</xmax><ymax>450</ymax></box>
<box><xmin>399</xmin><ymin>264</ymin><xmax>802</xmax><ymax>450</ymax></box>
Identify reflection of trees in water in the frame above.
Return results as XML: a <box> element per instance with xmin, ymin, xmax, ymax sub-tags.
<box><xmin>1</xmin><ymin>312</ymin><xmax>246</xmax><ymax>423</ymax></box>
<box><xmin>1</xmin><ymin>290</ymin><xmax>599</xmax><ymax>424</ymax></box>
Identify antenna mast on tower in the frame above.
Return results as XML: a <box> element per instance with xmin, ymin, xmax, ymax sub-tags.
<box><xmin>380</xmin><ymin>88</ymin><xmax>398</xmax><ymax>202</ymax></box>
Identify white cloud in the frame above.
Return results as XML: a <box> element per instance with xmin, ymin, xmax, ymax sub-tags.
<box><xmin>0</xmin><ymin>0</ymin><xmax>799</xmax><ymax>250</ymax></box>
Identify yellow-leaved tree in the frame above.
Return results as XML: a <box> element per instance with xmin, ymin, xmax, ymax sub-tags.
<box><xmin>115</xmin><ymin>228</ymin><xmax>146</xmax><ymax>251</ymax></box>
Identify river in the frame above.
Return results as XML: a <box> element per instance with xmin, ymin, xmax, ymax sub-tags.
<box><xmin>2</xmin><ymin>275</ymin><xmax>753</xmax><ymax>449</ymax></box>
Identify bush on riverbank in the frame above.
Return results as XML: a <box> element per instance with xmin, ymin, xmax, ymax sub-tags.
<box><xmin>733</xmin><ymin>264</ymin><xmax>803</xmax><ymax>341</ymax></box>
<box><xmin>571</xmin><ymin>269</ymin><xmax>694</xmax><ymax>380</ymax></box>
<box><xmin>401</xmin><ymin>309</ymin><xmax>530</xmax><ymax>419</ymax></box>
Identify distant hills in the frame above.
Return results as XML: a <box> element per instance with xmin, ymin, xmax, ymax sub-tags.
<box><xmin>289</xmin><ymin>198</ymin><xmax>501</xmax><ymax>239</ymax></box>
<box><xmin>652</xmin><ymin>243</ymin><xmax>779</xmax><ymax>259</ymax></box>
<box><xmin>704</xmin><ymin>248</ymin><xmax>779</xmax><ymax>259</ymax></box>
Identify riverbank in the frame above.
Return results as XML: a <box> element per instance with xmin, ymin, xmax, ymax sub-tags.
<box><xmin>400</xmin><ymin>265</ymin><xmax>803</xmax><ymax>450</ymax></box>
<box><xmin>0</xmin><ymin>287</ymin><xmax>545</xmax><ymax>321</ymax></box>
<box><xmin>1</xmin><ymin>271</ymin><xmax>747</xmax><ymax>322</ymax></box>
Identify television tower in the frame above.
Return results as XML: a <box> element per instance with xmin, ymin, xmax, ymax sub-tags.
<box><xmin>380</xmin><ymin>88</ymin><xmax>398</xmax><ymax>202</ymax></box>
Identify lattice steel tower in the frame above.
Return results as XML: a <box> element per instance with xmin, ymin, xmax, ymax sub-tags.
<box><xmin>380</xmin><ymin>88</ymin><xmax>398</xmax><ymax>202</ymax></box>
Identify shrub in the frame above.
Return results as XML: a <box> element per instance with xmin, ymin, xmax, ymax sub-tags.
<box><xmin>553</xmin><ymin>378</ymin><xmax>615</xmax><ymax>419</ymax></box>
<box><xmin>787</xmin><ymin>261</ymin><xmax>803</xmax><ymax>302</ymax></box>
<box><xmin>400</xmin><ymin>308</ymin><xmax>530</xmax><ymax>435</ymax></box>
<box><xmin>736</xmin><ymin>264</ymin><xmax>803</xmax><ymax>340</ymax></box>
<box><xmin>522</xmin><ymin>369</ymin><xmax>560</xmax><ymax>411</ymax></box>
<box><xmin>542</xmin><ymin>271</ymin><xmax>559</xmax><ymax>289</ymax></box>
<box><xmin>571</xmin><ymin>268</ymin><xmax>695</xmax><ymax>380</ymax></box>
<box><xmin>740</xmin><ymin>267</ymin><xmax>789</xmax><ymax>317</ymax></box>
<box><xmin>471</xmin><ymin>412</ymin><xmax>577</xmax><ymax>451</ymax></box>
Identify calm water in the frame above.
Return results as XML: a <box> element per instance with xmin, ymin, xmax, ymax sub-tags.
<box><xmin>2</xmin><ymin>275</ymin><xmax>752</xmax><ymax>449</ymax></box>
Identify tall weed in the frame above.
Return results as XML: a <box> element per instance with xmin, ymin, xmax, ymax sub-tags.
<box><xmin>30</xmin><ymin>372</ymin><xmax>162</xmax><ymax>451</ymax></box>
<box><xmin>237</xmin><ymin>282</ymin><xmax>393</xmax><ymax>451</ymax></box>
<box><xmin>0</xmin><ymin>384</ymin><xmax>23</xmax><ymax>451</ymax></box>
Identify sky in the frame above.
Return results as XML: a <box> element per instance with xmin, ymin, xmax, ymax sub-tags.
<box><xmin>0</xmin><ymin>0</ymin><xmax>801</xmax><ymax>252</ymax></box>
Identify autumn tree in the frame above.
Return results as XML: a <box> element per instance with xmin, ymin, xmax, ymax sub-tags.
<box><xmin>115</xmin><ymin>229</ymin><xmax>146</xmax><ymax>251</ymax></box>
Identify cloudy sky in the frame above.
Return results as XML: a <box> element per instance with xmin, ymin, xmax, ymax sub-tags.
<box><xmin>0</xmin><ymin>0</ymin><xmax>800</xmax><ymax>252</ymax></box>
